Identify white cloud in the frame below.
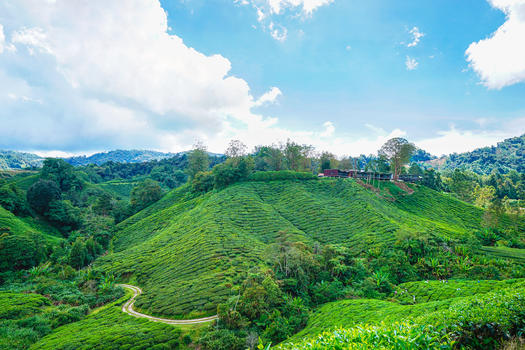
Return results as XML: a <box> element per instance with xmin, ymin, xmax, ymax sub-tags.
<box><xmin>254</xmin><ymin>87</ymin><xmax>282</xmax><ymax>106</ymax></box>
<box><xmin>466</xmin><ymin>0</ymin><xmax>525</xmax><ymax>89</ymax></box>
<box><xmin>1</xmin><ymin>0</ymin><xmax>288</xmax><ymax>152</ymax></box>
<box><xmin>269</xmin><ymin>21</ymin><xmax>287</xmax><ymax>41</ymax></box>
<box><xmin>405</xmin><ymin>56</ymin><xmax>418</xmax><ymax>70</ymax></box>
<box><xmin>0</xmin><ymin>24</ymin><xmax>15</xmax><ymax>53</ymax></box>
<box><xmin>237</xmin><ymin>0</ymin><xmax>333</xmax><ymax>41</ymax></box>
<box><xmin>320</xmin><ymin>121</ymin><xmax>335</xmax><ymax>137</ymax></box>
<box><xmin>11</xmin><ymin>27</ymin><xmax>52</xmax><ymax>54</ymax></box>
<box><xmin>0</xmin><ymin>24</ymin><xmax>5</xmax><ymax>54</ymax></box>
<box><xmin>416</xmin><ymin>118</ymin><xmax>525</xmax><ymax>156</ymax></box>
<box><xmin>267</xmin><ymin>0</ymin><xmax>333</xmax><ymax>15</ymax></box>
<box><xmin>407</xmin><ymin>26</ymin><xmax>424</xmax><ymax>47</ymax></box>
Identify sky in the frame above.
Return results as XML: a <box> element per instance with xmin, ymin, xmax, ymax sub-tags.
<box><xmin>1</xmin><ymin>0</ymin><xmax>525</xmax><ymax>158</ymax></box>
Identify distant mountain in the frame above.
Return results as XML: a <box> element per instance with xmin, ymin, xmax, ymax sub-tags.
<box><xmin>64</xmin><ymin>150</ymin><xmax>178</xmax><ymax>166</ymax></box>
<box><xmin>0</xmin><ymin>150</ymin><xmax>44</xmax><ymax>170</ymax></box>
<box><xmin>425</xmin><ymin>134</ymin><xmax>525</xmax><ymax>174</ymax></box>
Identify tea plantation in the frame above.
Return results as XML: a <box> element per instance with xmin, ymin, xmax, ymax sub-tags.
<box><xmin>281</xmin><ymin>280</ymin><xmax>525</xmax><ymax>348</ymax></box>
<box><xmin>30</xmin><ymin>291</ymin><xmax>202</xmax><ymax>350</ymax></box>
<box><xmin>96</xmin><ymin>178</ymin><xmax>524</xmax><ymax>318</ymax></box>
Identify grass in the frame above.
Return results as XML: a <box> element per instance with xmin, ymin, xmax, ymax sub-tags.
<box><xmin>96</xmin><ymin>178</ymin><xmax>523</xmax><ymax>318</ymax></box>
<box><xmin>30</xmin><ymin>290</ymin><xmax>203</xmax><ymax>350</ymax></box>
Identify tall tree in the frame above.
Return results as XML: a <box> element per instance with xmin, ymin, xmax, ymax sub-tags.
<box><xmin>282</xmin><ymin>140</ymin><xmax>304</xmax><ymax>171</ymax></box>
<box><xmin>130</xmin><ymin>179</ymin><xmax>163</xmax><ymax>212</ymax></box>
<box><xmin>187</xmin><ymin>142</ymin><xmax>210</xmax><ymax>178</ymax></box>
<box><xmin>41</xmin><ymin>158</ymin><xmax>82</xmax><ymax>192</ymax></box>
<box><xmin>378</xmin><ymin>138</ymin><xmax>416</xmax><ymax>180</ymax></box>
<box><xmin>319</xmin><ymin>152</ymin><xmax>336</xmax><ymax>172</ymax></box>
<box><xmin>225</xmin><ymin>140</ymin><xmax>248</xmax><ymax>159</ymax></box>
<box><xmin>26</xmin><ymin>179</ymin><xmax>61</xmax><ymax>214</ymax></box>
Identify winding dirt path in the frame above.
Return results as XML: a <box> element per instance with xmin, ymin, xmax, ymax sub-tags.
<box><xmin>117</xmin><ymin>284</ymin><xmax>218</xmax><ymax>325</ymax></box>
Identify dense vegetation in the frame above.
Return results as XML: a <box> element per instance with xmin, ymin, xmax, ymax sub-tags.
<box><xmin>1</xmin><ymin>138</ymin><xmax>524</xmax><ymax>350</ymax></box>
<box><xmin>0</xmin><ymin>265</ymin><xmax>122</xmax><ymax>349</ymax></box>
<box><xmin>29</xmin><ymin>290</ymin><xmax>200</xmax><ymax>350</ymax></box>
<box><xmin>96</xmin><ymin>175</ymin><xmax>523</xmax><ymax>348</ymax></box>
<box><xmin>281</xmin><ymin>280</ymin><xmax>524</xmax><ymax>349</ymax></box>
<box><xmin>426</xmin><ymin>133</ymin><xmax>525</xmax><ymax>175</ymax></box>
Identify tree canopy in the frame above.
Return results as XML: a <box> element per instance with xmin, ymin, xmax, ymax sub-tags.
<box><xmin>378</xmin><ymin>138</ymin><xmax>416</xmax><ymax>180</ymax></box>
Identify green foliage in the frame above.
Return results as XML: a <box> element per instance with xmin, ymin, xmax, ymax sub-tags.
<box><xmin>378</xmin><ymin>138</ymin><xmax>416</xmax><ymax>179</ymax></box>
<box><xmin>247</xmin><ymin>171</ymin><xmax>317</xmax><ymax>182</ymax></box>
<box><xmin>437</xmin><ymin>133</ymin><xmax>525</xmax><ymax>174</ymax></box>
<box><xmin>46</xmin><ymin>200</ymin><xmax>83</xmax><ymax>233</ymax></box>
<box><xmin>26</xmin><ymin>180</ymin><xmax>61</xmax><ymax>214</ymax></box>
<box><xmin>98</xmin><ymin>178</ymin><xmax>523</xmax><ymax>320</ymax></box>
<box><xmin>0</xmin><ymin>232</ymin><xmax>46</xmax><ymax>272</ymax></box>
<box><xmin>198</xmin><ymin>329</ymin><xmax>246</xmax><ymax>350</ymax></box>
<box><xmin>287</xmin><ymin>280</ymin><xmax>525</xmax><ymax>349</ymax></box>
<box><xmin>69</xmin><ymin>237</ymin><xmax>89</xmax><ymax>269</ymax></box>
<box><xmin>31</xmin><ymin>293</ymin><xmax>198</xmax><ymax>350</ymax></box>
<box><xmin>41</xmin><ymin>158</ymin><xmax>82</xmax><ymax>193</ymax></box>
<box><xmin>420</xmin><ymin>168</ymin><xmax>443</xmax><ymax>191</ymax></box>
<box><xmin>254</xmin><ymin>146</ymin><xmax>285</xmax><ymax>171</ymax></box>
<box><xmin>212</xmin><ymin>157</ymin><xmax>254</xmax><ymax>189</ymax></box>
<box><xmin>191</xmin><ymin>171</ymin><xmax>215</xmax><ymax>193</ymax></box>
<box><xmin>130</xmin><ymin>179</ymin><xmax>163</xmax><ymax>212</ymax></box>
<box><xmin>0</xmin><ymin>183</ymin><xmax>31</xmax><ymax>216</ymax></box>
<box><xmin>277</xmin><ymin>322</ymin><xmax>451</xmax><ymax>350</ymax></box>
<box><xmin>0</xmin><ymin>265</ymin><xmax>124</xmax><ymax>349</ymax></box>
<box><xmin>187</xmin><ymin>143</ymin><xmax>210</xmax><ymax>179</ymax></box>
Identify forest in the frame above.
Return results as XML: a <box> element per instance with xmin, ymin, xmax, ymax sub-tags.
<box><xmin>0</xmin><ymin>137</ymin><xmax>524</xmax><ymax>350</ymax></box>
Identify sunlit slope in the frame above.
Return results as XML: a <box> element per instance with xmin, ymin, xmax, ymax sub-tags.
<box><xmin>287</xmin><ymin>278</ymin><xmax>525</xmax><ymax>342</ymax></box>
<box><xmin>97</xmin><ymin>179</ymin><xmax>508</xmax><ymax>317</ymax></box>
<box><xmin>0</xmin><ymin>206</ymin><xmax>62</xmax><ymax>245</ymax></box>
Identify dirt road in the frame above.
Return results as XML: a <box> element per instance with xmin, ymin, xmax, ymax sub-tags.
<box><xmin>117</xmin><ymin>284</ymin><xmax>218</xmax><ymax>325</ymax></box>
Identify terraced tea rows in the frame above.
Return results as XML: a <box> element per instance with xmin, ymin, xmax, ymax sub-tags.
<box><xmin>30</xmin><ymin>291</ymin><xmax>201</xmax><ymax>350</ymax></box>
<box><xmin>97</xmin><ymin>178</ymin><xmax>521</xmax><ymax>318</ymax></box>
<box><xmin>393</xmin><ymin>278</ymin><xmax>525</xmax><ymax>304</ymax></box>
<box><xmin>0</xmin><ymin>206</ymin><xmax>62</xmax><ymax>245</ymax></box>
<box><xmin>287</xmin><ymin>279</ymin><xmax>525</xmax><ymax>342</ymax></box>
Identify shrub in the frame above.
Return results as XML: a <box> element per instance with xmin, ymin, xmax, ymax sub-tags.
<box><xmin>26</xmin><ymin>180</ymin><xmax>61</xmax><ymax>214</ymax></box>
<box><xmin>191</xmin><ymin>171</ymin><xmax>215</xmax><ymax>193</ymax></box>
<box><xmin>277</xmin><ymin>322</ymin><xmax>452</xmax><ymax>350</ymax></box>
<box><xmin>247</xmin><ymin>171</ymin><xmax>317</xmax><ymax>182</ymax></box>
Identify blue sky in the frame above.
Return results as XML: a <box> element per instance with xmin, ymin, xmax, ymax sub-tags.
<box><xmin>1</xmin><ymin>0</ymin><xmax>524</xmax><ymax>157</ymax></box>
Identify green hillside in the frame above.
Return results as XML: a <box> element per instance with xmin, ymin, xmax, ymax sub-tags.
<box><xmin>280</xmin><ymin>279</ymin><xmax>525</xmax><ymax>349</ymax></box>
<box><xmin>0</xmin><ymin>206</ymin><xmax>62</xmax><ymax>245</ymax></box>
<box><xmin>426</xmin><ymin>133</ymin><xmax>525</xmax><ymax>174</ymax></box>
<box><xmin>0</xmin><ymin>151</ymin><xmax>44</xmax><ymax>170</ymax></box>
<box><xmin>289</xmin><ymin>278</ymin><xmax>525</xmax><ymax>341</ymax></box>
<box><xmin>97</xmin><ymin>178</ymin><xmax>524</xmax><ymax>318</ymax></box>
<box><xmin>30</xmin><ymin>291</ymin><xmax>200</xmax><ymax>350</ymax></box>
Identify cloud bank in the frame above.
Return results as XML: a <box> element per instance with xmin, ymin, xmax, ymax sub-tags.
<box><xmin>466</xmin><ymin>0</ymin><xmax>525</xmax><ymax>89</ymax></box>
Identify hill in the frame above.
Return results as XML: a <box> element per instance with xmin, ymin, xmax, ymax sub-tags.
<box><xmin>425</xmin><ymin>133</ymin><xmax>525</xmax><ymax>174</ymax></box>
<box><xmin>0</xmin><ymin>151</ymin><xmax>44</xmax><ymax>170</ymax></box>
<box><xmin>279</xmin><ymin>279</ymin><xmax>525</xmax><ymax>349</ymax></box>
<box><xmin>96</xmin><ymin>177</ymin><xmax>524</xmax><ymax>318</ymax></box>
<box><xmin>288</xmin><ymin>278</ymin><xmax>525</xmax><ymax>341</ymax></box>
<box><xmin>64</xmin><ymin>150</ymin><xmax>178</xmax><ymax>166</ymax></box>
